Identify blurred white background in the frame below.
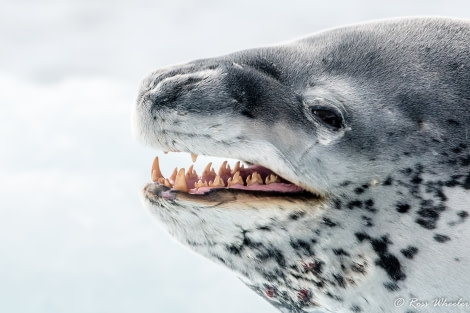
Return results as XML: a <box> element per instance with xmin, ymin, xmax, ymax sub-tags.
<box><xmin>1</xmin><ymin>1</ymin><xmax>469</xmax><ymax>312</ymax></box>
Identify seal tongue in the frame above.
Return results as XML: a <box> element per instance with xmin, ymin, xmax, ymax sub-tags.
<box><xmin>150</xmin><ymin>156</ymin><xmax>305</xmax><ymax>194</ymax></box>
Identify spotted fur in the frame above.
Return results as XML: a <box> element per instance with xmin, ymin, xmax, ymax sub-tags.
<box><xmin>134</xmin><ymin>17</ymin><xmax>470</xmax><ymax>313</ymax></box>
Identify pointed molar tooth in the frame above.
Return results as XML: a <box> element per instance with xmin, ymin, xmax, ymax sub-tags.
<box><xmin>232</xmin><ymin>161</ymin><xmax>240</xmax><ymax>174</ymax></box>
<box><xmin>218</xmin><ymin>161</ymin><xmax>231</xmax><ymax>176</ymax></box>
<box><xmin>227</xmin><ymin>171</ymin><xmax>244</xmax><ymax>187</ymax></box>
<box><xmin>163</xmin><ymin>151</ymin><xmax>169</xmax><ymax>154</ymax></box>
<box><xmin>265</xmin><ymin>174</ymin><xmax>280</xmax><ymax>185</ymax></box>
<box><xmin>202</xmin><ymin>162</ymin><xmax>216</xmax><ymax>182</ymax></box>
<box><xmin>174</xmin><ymin>168</ymin><xmax>189</xmax><ymax>191</ymax></box>
<box><xmin>247</xmin><ymin>172</ymin><xmax>263</xmax><ymax>186</ymax></box>
<box><xmin>151</xmin><ymin>157</ymin><xmax>164</xmax><ymax>182</ymax></box>
<box><xmin>209</xmin><ymin>175</ymin><xmax>225</xmax><ymax>188</ymax></box>
<box><xmin>191</xmin><ymin>153</ymin><xmax>198</xmax><ymax>163</ymax></box>
<box><xmin>195</xmin><ymin>180</ymin><xmax>209</xmax><ymax>188</ymax></box>
<box><xmin>186</xmin><ymin>164</ymin><xmax>198</xmax><ymax>180</ymax></box>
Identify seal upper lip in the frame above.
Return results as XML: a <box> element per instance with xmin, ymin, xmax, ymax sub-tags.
<box><xmin>149</xmin><ymin>154</ymin><xmax>315</xmax><ymax>195</ymax></box>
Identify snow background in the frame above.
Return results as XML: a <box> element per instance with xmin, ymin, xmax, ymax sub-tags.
<box><xmin>1</xmin><ymin>1</ymin><xmax>469</xmax><ymax>312</ymax></box>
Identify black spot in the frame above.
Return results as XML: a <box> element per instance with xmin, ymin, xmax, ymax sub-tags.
<box><xmin>351</xmin><ymin>305</ymin><xmax>362</xmax><ymax>312</ymax></box>
<box><xmin>333</xmin><ymin>274</ymin><xmax>346</xmax><ymax>288</ymax></box>
<box><xmin>364</xmin><ymin>199</ymin><xmax>377</xmax><ymax>213</ymax></box>
<box><xmin>445</xmin><ymin>175</ymin><xmax>462</xmax><ymax>187</ymax></box>
<box><xmin>333</xmin><ymin>248</ymin><xmax>350</xmax><ymax>256</ymax></box>
<box><xmin>460</xmin><ymin>155</ymin><xmax>470</xmax><ymax>167</ymax></box>
<box><xmin>371</xmin><ymin>237</ymin><xmax>406</xmax><ymax>281</ymax></box>
<box><xmin>463</xmin><ymin>174</ymin><xmax>470</xmax><ymax>189</ymax></box>
<box><xmin>354</xmin><ymin>187</ymin><xmax>365</xmax><ymax>194</ymax></box>
<box><xmin>458</xmin><ymin>210</ymin><xmax>469</xmax><ymax>219</ymax></box>
<box><xmin>313</xmin><ymin>260</ymin><xmax>324</xmax><ymax>274</ymax></box>
<box><xmin>355</xmin><ymin>232</ymin><xmax>370</xmax><ymax>242</ymax></box>
<box><xmin>289</xmin><ymin>211</ymin><xmax>306</xmax><ymax>220</ymax></box>
<box><xmin>257</xmin><ymin>225</ymin><xmax>272</xmax><ymax>231</ymax></box>
<box><xmin>227</xmin><ymin>244</ymin><xmax>242</xmax><ymax>255</ymax></box>
<box><xmin>447</xmin><ymin>119</ymin><xmax>461</xmax><ymax>126</ymax></box>
<box><xmin>290</xmin><ymin>239</ymin><xmax>313</xmax><ymax>255</ymax></box>
<box><xmin>396</xmin><ymin>203</ymin><xmax>411</xmax><ymax>213</ymax></box>
<box><xmin>241</xmin><ymin>110</ymin><xmax>255</xmax><ymax>119</ymax></box>
<box><xmin>452</xmin><ymin>146</ymin><xmax>463</xmax><ymax>154</ymax></box>
<box><xmin>383</xmin><ymin>176</ymin><xmax>393</xmax><ymax>186</ymax></box>
<box><xmin>384</xmin><ymin>282</ymin><xmax>400</xmax><ymax>291</ymax></box>
<box><xmin>400</xmin><ymin>246</ymin><xmax>419</xmax><ymax>259</ymax></box>
<box><xmin>333</xmin><ymin>199</ymin><xmax>342</xmax><ymax>210</ymax></box>
<box><xmin>322</xmin><ymin>217</ymin><xmax>337</xmax><ymax>227</ymax></box>
<box><xmin>402</xmin><ymin>167</ymin><xmax>413</xmax><ymax>176</ymax></box>
<box><xmin>347</xmin><ymin>200</ymin><xmax>363</xmax><ymax>210</ymax></box>
<box><xmin>433</xmin><ymin>234</ymin><xmax>450</xmax><ymax>243</ymax></box>
<box><xmin>415</xmin><ymin>201</ymin><xmax>444</xmax><ymax>230</ymax></box>
<box><xmin>361</xmin><ymin>215</ymin><xmax>374</xmax><ymax>227</ymax></box>
<box><xmin>256</xmin><ymin>247</ymin><xmax>286</xmax><ymax>268</ymax></box>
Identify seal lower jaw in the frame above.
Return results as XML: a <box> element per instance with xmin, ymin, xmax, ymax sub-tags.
<box><xmin>144</xmin><ymin>153</ymin><xmax>324</xmax><ymax>204</ymax></box>
<box><xmin>143</xmin><ymin>182</ymin><xmax>320</xmax><ymax>208</ymax></box>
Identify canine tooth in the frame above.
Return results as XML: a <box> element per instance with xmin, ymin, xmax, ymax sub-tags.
<box><xmin>247</xmin><ymin>172</ymin><xmax>263</xmax><ymax>186</ymax></box>
<box><xmin>227</xmin><ymin>171</ymin><xmax>244</xmax><ymax>186</ymax></box>
<box><xmin>191</xmin><ymin>153</ymin><xmax>198</xmax><ymax>163</ymax></box>
<box><xmin>151</xmin><ymin>157</ymin><xmax>164</xmax><ymax>182</ymax></box>
<box><xmin>265</xmin><ymin>174</ymin><xmax>280</xmax><ymax>185</ymax></box>
<box><xmin>164</xmin><ymin>178</ymin><xmax>172</xmax><ymax>188</ymax></box>
<box><xmin>170</xmin><ymin>167</ymin><xmax>178</xmax><ymax>183</ymax></box>
<box><xmin>174</xmin><ymin>168</ymin><xmax>189</xmax><ymax>191</ymax></box>
<box><xmin>209</xmin><ymin>175</ymin><xmax>225</xmax><ymax>187</ymax></box>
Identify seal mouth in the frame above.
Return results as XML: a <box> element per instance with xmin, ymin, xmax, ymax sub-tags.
<box><xmin>147</xmin><ymin>153</ymin><xmax>322</xmax><ymax>198</ymax></box>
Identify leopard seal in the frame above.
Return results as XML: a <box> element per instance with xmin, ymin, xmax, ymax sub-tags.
<box><xmin>132</xmin><ymin>17</ymin><xmax>470</xmax><ymax>313</ymax></box>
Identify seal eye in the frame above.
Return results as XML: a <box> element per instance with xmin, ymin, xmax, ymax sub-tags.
<box><xmin>311</xmin><ymin>108</ymin><xmax>342</xmax><ymax>130</ymax></box>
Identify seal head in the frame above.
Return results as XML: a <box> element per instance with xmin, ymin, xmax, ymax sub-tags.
<box><xmin>133</xmin><ymin>17</ymin><xmax>470</xmax><ymax>313</ymax></box>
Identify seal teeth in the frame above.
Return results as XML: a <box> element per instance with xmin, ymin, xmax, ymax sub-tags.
<box><xmin>265</xmin><ymin>174</ymin><xmax>280</xmax><ymax>185</ymax></box>
<box><xmin>218</xmin><ymin>161</ymin><xmax>231</xmax><ymax>177</ymax></box>
<box><xmin>164</xmin><ymin>178</ymin><xmax>172</xmax><ymax>188</ymax></box>
<box><xmin>195</xmin><ymin>179</ymin><xmax>208</xmax><ymax>188</ymax></box>
<box><xmin>191</xmin><ymin>153</ymin><xmax>198</xmax><ymax>163</ymax></box>
<box><xmin>227</xmin><ymin>171</ymin><xmax>244</xmax><ymax>186</ymax></box>
<box><xmin>170</xmin><ymin>167</ymin><xmax>178</xmax><ymax>183</ymax></box>
<box><xmin>209</xmin><ymin>175</ymin><xmax>225</xmax><ymax>188</ymax></box>
<box><xmin>186</xmin><ymin>164</ymin><xmax>198</xmax><ymax>180</ymax></box>
<box><xmin>232</xmin><ymin>161</ymin><xmax>241</xmax><ymax>174</ymax></box>
<box><xmin>151</xmin><ymin>157</ymin><xmax>164</xmax><ymax>182</ymax></box>
<box><xmin>247</xmin><ymin>172</ymin><xmax>263</xmax><ymax>186</ymax></box>
<box><xmin>202</xmin><ymin>162</ymin><xmax>216</xmax><ymax>182</ymax></box>
<box><xmin>174</xmin><ymin>168</ymin><xmax>189</xmax><ymax>191</ymax></box>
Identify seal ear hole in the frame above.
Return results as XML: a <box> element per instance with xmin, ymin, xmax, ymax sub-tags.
<box><xmin>311</xmin><ymin>108</ymin><xmax>343</xmax><ymax>130</ymax></box>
